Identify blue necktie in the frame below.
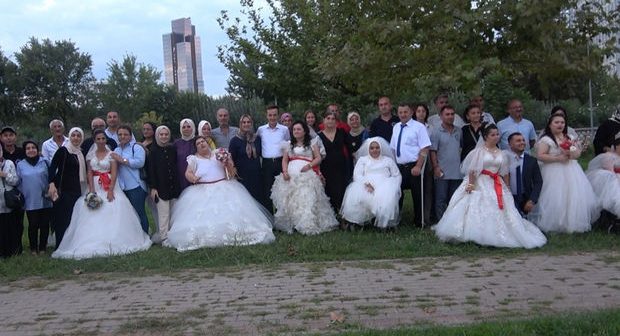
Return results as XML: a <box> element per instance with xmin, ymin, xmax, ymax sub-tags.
<box><xmin>516</xmin><ymin>165</ymin><xmax>522</xmax><ymax>196</ymax></box>
<box><xmin>396</xmin><ymin>123</ymin><xmax>406</xmax><ymax>157</ymax></box>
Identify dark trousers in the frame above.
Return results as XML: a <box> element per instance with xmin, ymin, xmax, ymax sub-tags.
<box><xmin>398</xmin><ymin>162</ymin><xmax>423</xmax><ymax>226</ymax></box>
<box><xmin>0</xmin><ymin>212</ymin><xmax>18</xmax><ymax>258</ymax></box>
<box><xmin>434</xmin><ymin>178</ymin><xmax>462</xmax><ymax>220</ymax></box>
<box><xmin>52</xmin><ymin>191</ymin><xmax>81</xmax><ymax>249</ymax></box>
<box><xmin>26</xmin><ymin>208</ymin><xmax>51</xmax><ymax>252</ymax></box>
<box><xmin>13</xmin><ymin>209</ymin><xmax>24</xmax><ymax>253</ymax></box>
<box><xmin>261</xmin><ymin>157</ymin><xmax>283</xmax><ymax>213</ymax></box>
<box><xmin>124</xmin><ymin>187</ymin><xmax>149</xmax><ymax>234</ymax></box>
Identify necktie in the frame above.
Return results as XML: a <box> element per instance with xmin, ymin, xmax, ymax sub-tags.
<box><xmin>396</xmin><ymin>123</ymin><xmax>406</xmax><ymax>157</ymax></box>
<box><xmin>516</xmin><ymin>165</ymin><xmax>522</xmax><ymax>196</ymax></box>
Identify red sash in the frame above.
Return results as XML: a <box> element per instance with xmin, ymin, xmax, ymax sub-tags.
<box><xmin>481</xmin><ymin>169</ymin><xmax>504</xmax><ymax>209</ymax></box>
<box><xmin>289</xmin><ymin>156</ymin><xmax>321</xmax><ymax>175</ymax></box>
<box><xmin>614</xmin><ymin>167</ymin><xmax>620</xmax><ymax>174</ymax></box>
<box><xmin>93</xmin><ymin>171</ymin><xmax>112</xmax><ymax>191</ymax></box>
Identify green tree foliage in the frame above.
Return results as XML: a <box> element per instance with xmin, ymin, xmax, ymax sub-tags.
<box><xmin>14</xmin><ymin>37</ymin><xmax>97</xmax><ymax>125</ymax></box>
<box><xmin>99</xmin><ymin>54</ymin><xmax>164</xmax><ymax>122</ymax></box>
<box><xmin>218</xmin><ymin>0</ymin><xmax>620</xmax><ymax>106</ymax></box>
<box><xmin>0</xmin><ymin>48</ymin><xmax>21</xmax><ymax>124</ymax></box>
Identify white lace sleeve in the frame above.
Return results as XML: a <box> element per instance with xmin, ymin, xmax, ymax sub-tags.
<box><xmin>460</xmin><ymin>147</ymin><xmax>485</xmax><ymax>176</ymax></box>
<box><xmin>499</xmin><ymin>151</ymin><xmax>510</xmax><ymax>176</ymax></box>
<box><xmin>186</xmin><ymin>155</ymin><xmax>198</xmax><ymax>173</ymax></box>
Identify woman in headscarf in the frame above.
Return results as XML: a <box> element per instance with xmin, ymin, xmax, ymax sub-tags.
<box><xmin>346</xmin><ymin>111</ymin><xmax>369</xmax><ymax>157</ymax></box>
<box><xmin>52</xmin><ymin>129</ymin><xmax>151</xmax><ymax>259</ymax></box>
<box><xmin>197</xmin><ymin>120</ymin><xmax>217</xmax><ymax>150</ymax></box>
<box><xmin>229</xmin><ymin>114</ymin><xmax>264</xmax><ymax>204</ymax></box>
<box><xmin>17</xmin><ymin>141</ymin><xmax>52</xmax><ymax>255</ymax></box>
<box><xmin>340</xmin><ymin>137</ymin><xmax>401</xmax><ymax>229</ymax></box>
<box><xmin>148</xmin><ymin>126</ymin><xmax>181</xmax><ymax>244</ymax></box>
<box><xmin>47</xmin><ymin>127</ymin><xmax>87</xmax><ymax>248</ymax></box>
<box><xmin>0</xmin><ymin>146</ymin><xmax>20</xmax><ymax>257</ymax></box>
<box><xmin>280</xmin><ymin>113</ymin><xmax>293</xmax><ymax>130</ymax></box>
<box><xmin>174</xmin><ymin>118</ymin><xmax>197</xmax><ymax>191</ymax></box>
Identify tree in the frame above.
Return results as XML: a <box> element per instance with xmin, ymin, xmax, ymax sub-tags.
<box><xmin>14</xmin><ymin>37</ymin><xmax>97</xmax><ymax>124</ymax></box>
<box><xmin>99</xmin><ymin>54</ymin><xmax>164</xmax><ymax>122</ymax></box>
<box><xmin>0</xmin><ymin>48</ymin><xmax>21</xmax><ymax>124</ymax></box>
<box><xmin>218</xmin><ymin>0</ymin><xmax>620</xmax><ymax>106</ymax></box>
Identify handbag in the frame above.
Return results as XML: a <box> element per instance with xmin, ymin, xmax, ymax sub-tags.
<box><xmin>131</xmin><ymin>143</ymin><xmax>148</xmax><ymax>181</ymax></box>
<box><xmin>2</xmin><ymin>178</ymin><xmax>24</xmax><ymax>210</ymax></box>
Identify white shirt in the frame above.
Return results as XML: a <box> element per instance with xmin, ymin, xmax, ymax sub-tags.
<box><xmin>41</xmin><ymin>136</ymin><xmax>69</xmax><ymax>162</ymax></box>
<box><xmin>390</xmin><ymin>118</ymin><xmax>432</xmax><ymax>164</ymax></box>
<box><xmin>504</xmin><ymin>149</ymin><xmax>524</xmax><ymax>195</ymax></box>
<box><xmin>257</xmin><ymin>123</ymin><xmax>290</xmax><ymax>158</ymax></box>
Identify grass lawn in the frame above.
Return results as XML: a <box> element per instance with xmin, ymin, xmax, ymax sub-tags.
<box><xmin>331</xmin><ymin>307</ymin><xmax>620</xmax><ymax>336</ymax></box>
<box><xmin>1</xmin><ymin>148</ymin><xmax>616</xmax><ymax>281</ymax></box>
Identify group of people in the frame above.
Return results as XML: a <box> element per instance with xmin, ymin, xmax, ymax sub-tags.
<box><xmin>0</xmin><ymin>94</ymin><xmax>619</xmax><ymax>259</ymax></box>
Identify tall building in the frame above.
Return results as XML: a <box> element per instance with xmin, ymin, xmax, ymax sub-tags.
<box><xmin>162</xmin><ymin>18</ymin><xmax>204</xmax><ymax>93</ymax></box>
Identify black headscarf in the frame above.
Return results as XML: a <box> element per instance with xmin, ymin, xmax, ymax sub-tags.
<box><xmin>22</xmin><ymin>140</ymin><xmax>41</xmax><ymax>166</ymax></box>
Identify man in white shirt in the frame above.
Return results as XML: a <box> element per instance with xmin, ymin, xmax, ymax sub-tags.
<box><xmin>41</xmin><ymin>119</ymin><xmax>68</xmax><ymax>161</ymax></box>
<box><xmin>211</xmin><ymin>108</ymin><xmax>240</xmax><ymax>148</ymax></box>
<box><xmin>257</xmin><ymin>105</ymin><xmax>290</xmax><ymax>213</ymax></box>
<box><xmin>390</xmin><ymin>102</ymin><xmax>432</xmax><ymax>226</ymax></box>
<box><xmin>105</xmin><ymin>111</ymin><xmax>135</xmax><ymax>145</ymax></box>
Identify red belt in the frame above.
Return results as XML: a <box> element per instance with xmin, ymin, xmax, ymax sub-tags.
<box><xmin>93</xmin><ymin>171</ymin><xmax>112</xmax><ymax>191</ymax></box>
<box><xmin>290</xmin><ymin>156</ymin><xmax>321</xmax><ymax>175</ymax></box>
<box><xmin>481</xmin><ymin>169</ymin><xmax>504</xmax><ymax>209</ymax></box>
<box><xmin>614</xmin><ymin>167</ymin><xmax>620</xmax><ymax>174</ymax></box>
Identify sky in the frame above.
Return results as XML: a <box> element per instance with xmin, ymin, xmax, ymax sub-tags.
<box><xmin>0</xmin><ymin>0</ymin><xmax>257</xmax><ymax>96</ymax></box>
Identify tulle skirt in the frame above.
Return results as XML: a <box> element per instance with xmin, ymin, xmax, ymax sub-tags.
<box><xmin>433</xmin><ymin>176</ymin><xmax>547</xmax><ymax>249</ymax></box>
<box><xmin>167</xmin><ymin>179</ymin><xmax>275</xmax><ymax>251</ymax></box>
<box><xmin>587</xmin><ymin>170</ymin><xmax>620</xmax><ymax>217</ymax></box>
<box><xmin>528</xmin><ymin>161</ymin><xmax>600</xmax><ymax>233</ymax></box>
<box><xmin>271</xmin><ymin>160</ymin><xmax>338</xmax><ymax>235</ymax></box>
<box><xmin>52</xmin><ymin>178</ymin><xmax>152</xmax><ymax>259</ymax></box>
<box><xmin>340</xmin><ymin>175</ymin><xmax>401</xmax><ymax>228</ymax></box>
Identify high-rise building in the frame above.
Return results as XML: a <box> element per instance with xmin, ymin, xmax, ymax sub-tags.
<box><xmin>162</xmin><ymin>17</ymin><xmax>204</xmax><ymax>93</ymax></box>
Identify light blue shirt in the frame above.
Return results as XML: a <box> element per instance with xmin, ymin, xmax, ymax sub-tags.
<box><xmin>114</xmin><ymin>143</ymin><xmax>146</xmax><ymax>192</ymax></box>
<box><xmin>17</xmin><ymin>158</ymin><xmax>52</xmax><ymax>210</ymax></box>
<box><xmin>497</xmin><ymin>116</ymin><xmax>537</xmax><ymax>150</ymax></box>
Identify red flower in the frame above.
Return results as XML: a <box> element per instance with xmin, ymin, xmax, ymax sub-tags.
<box><xmin>559</xmin><ymin>139</ymin><xmax>572</xmax><ymax>150</ymax></box>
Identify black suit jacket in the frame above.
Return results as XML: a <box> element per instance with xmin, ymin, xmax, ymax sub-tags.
<box><xmin>515</xmin><ymin>153</ymin><xmax>543</xmax><ymax>210</ymax></box>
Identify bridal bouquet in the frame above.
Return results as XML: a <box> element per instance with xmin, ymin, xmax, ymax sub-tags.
<box><xmin>559</xmin><ymin>138</ymin><xmax>577</xmax><ymax>152</ymax></box>
<box><xmin>84</xmin><ymin>192</ymin><xmax>103</xmax><ymax>210</ymax></box>
<box><xmin>215</xmin><ymin>147</ymin><xmax>231</xmax><ymax>164</ymax></box>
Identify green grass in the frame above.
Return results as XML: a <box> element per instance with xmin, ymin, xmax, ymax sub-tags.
<box><xmin>1</xmin><ymin>224</ymin><xmax>617</xmax><ymax>281</ymax></box>
<box><xmin>330</xmin><ymin>308</ymin><xmax>620</xmax><ymax>335</ymax></box>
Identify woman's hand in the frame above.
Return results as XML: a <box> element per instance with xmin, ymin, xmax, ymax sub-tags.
<box><xmin>47</xmin><ymin>183</ymin><xmax>59</xmax><ymax>201</ymax></box>
<box><xmin>301</xmin><ymin>164</ymin><xmax>311</xmax><ymax>173</ymax></box>
<box><xmin>556</xmin><ymin>152</ymin><xmax>570</xmax><ymax>163</ymax></box>
<box><xmin>107</xmin><ymin>189</ymin><xmax>115</xmax><ymax>202</ymax></box>
<box><xmin>150</xmin><ymin>189</ymin><xmax>159</xmax><ymax>200</ymax></box>
<box><xmin>364</xmin><ymin>182</ymin><xmax>375</xmax><ymax>193</ymax></box>
<box><xmin>283</xmin><ymin>171</ymin><xmax>290</xmax><ymax>181</ymax></box>
<box><xmin>0</xmin><ymin>171</ymin><xmax>6</xmax><ymax>178</ymax></box>
<box><xmin>465</xmin><ymin>183</ymin><xmax>475</xmax><ymax>194</ymax></box>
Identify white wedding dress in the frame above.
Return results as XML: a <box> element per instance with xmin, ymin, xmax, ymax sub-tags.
<box><xmin>432</xmin><ymin>148</ymin><xmax>547</xmax><ymax>248</ymax></box>
<box><xmin>52</xmin><ymin>152</ymin><xmax>152</xmax><ymax>259</ymax></box>
<box><xmin>166</xmin><ymin>155</ymin><xmax>275</xmax><ymax>251</ymax></box>
<box><xmin>271</xmin><ymin>141</ymin><xmax>339</xmax><ymax>235</ymax></box>
<box><xmin>527</xmin><ymin>136</ymin><xmax>600</xmax><ymax>233</ymax></box>
<box><xmin>340</xmin><ymin>155</ymin><xmax>401</xmax><ymax>228</ymax></box>
<box><xmin>586</xmin><ymin>152</ymin><xmax>620</xmax><ymax>217</ymax></box>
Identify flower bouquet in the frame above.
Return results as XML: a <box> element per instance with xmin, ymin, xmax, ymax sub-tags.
<box><xmin>84</xmin><ymin>192</ymin><xmax>103</xmax><ymax>210</ymax></box>
<box><xmin>559</xmin><ymin>138</ymin><xmax>577</xmax><ymax>152</ymax></box>
<box><xmin>215</xmin><ymin>148</ymin><xmax>237</xmax><ymax>179</ymax></box>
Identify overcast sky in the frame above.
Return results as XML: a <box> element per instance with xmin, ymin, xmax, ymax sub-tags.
<box><xmin>0</xmin><ymin>0</ymin><xmax>256</xmax><ymax>96</ymax></box>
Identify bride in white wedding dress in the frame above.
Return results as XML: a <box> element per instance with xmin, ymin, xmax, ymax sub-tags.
<box><xmin>432</xmin><ymin>124</ymin><xmax>547</xmax><ymax>249</ymax></box>
<box><xmin>52</xmin><ymin>130</ymin><xmax>151</xmax><ymax>259</ymax></box>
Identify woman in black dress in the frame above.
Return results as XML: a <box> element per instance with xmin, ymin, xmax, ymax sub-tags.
<box><xmin>461</xmin><ymin>104</ymin><xmax>484</xmax><ymax>161</ymax></box>
<box><xmin>230</xmin><ymin>114</ymin><xmax>264</xmax><ymax>205</ymax></box>
<box><xmin>318</xmin><ymin>112</ymin><xmax>351</xmax><ymax>217</ymax></box>
<box><xmin>47</xmin><ymin>127</ymin><xmax>87</xmax><ymax>248</ymax></box>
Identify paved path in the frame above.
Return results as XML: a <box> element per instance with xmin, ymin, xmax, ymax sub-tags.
<box><xmin>1</xmin><ymin>251</ymin><xmax>619</xmax><ymax>335</ymax></box>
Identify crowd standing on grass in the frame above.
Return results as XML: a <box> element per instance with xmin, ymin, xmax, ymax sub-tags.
<box><xmin>1</xmin><ymin>95</ymin><xmax>620</xmax><ymax>259</ymax></box>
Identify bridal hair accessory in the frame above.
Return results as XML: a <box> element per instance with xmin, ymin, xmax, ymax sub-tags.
<box><xmin>85</xmin><ymin>192</ymin><xmax>103</xmax><ymax>210</ymax></box>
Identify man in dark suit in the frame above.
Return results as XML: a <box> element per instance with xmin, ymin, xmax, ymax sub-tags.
<box><xmin>505</xmin><ymin>132</ymin><xmax>543</xmax><ymax>216</ymax></box>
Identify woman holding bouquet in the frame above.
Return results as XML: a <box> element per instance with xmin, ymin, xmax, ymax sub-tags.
<box><xmin>52</xmin><ymin>130</ymin><xmax>151</xmax><ymax>259</ymax></box>
<box><xmin>528</xmin><ymin>114</ymin><xmax>599</xmax><ymax>232</ymax></box>
<box><xmin>432</xmin><ymin>124</ymin><xmax>546</xmax><ymax>248</ymax></box>
<box><xmin>166</xmin><ymin>136</ymin><xmax>275</xmax><ymax>251</ymax></box>
<box><xmin>271</xmin><ymin>121</ymin><xmax>339</xmax><ymax>235</ymax></box>
<box><xmin>586</xmin><ymin>132</ymin><xmax>620</xmax><ymax>218</ymax></box>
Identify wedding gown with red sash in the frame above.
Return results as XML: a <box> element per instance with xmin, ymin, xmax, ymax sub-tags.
<box><xmin>586</xmin><ymin>152</ymin><xmax>620</xmax><ymax>217</ymax></box>
<box><xmin>166</xmin><ymin>154</ymin><xmax>275</xmax><ymax>251</ymax></box>
<box><xmin>432</xmin><ymin>147</ymin><xmax>546</xmax><ymax>248</ymax></box>
<box><xmin>527</xmin><ymin>136</ymin><xmax>599</xmax><ymax>233</ymax></box>
<box><xmin>271</xmin><ymin>140</ymin><xmax>339</xmax><ymax>234</ymax></box>
<box><xmin>52</xmin><ymin>152</ymin><xmax>151</xmax><ymax>259</ymax></box>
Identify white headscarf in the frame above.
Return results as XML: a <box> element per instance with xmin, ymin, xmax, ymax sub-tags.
<box><xmin>356</xmin><ymin>137</ymin><xmax>395</xmax><ymax>161</ymax></box>
<box><xmin>198</xmin><ymin>120</ymin><xmax>211</xmax><ymax>137</ymax></box>
<box><xmin>155</xmin><ymin>125</ymin><xmax>172</xmax><ymax>147</ymax></box>
<box><xmin>179</xmin><ymin>118</ymin><xmax>196</xmax><ymax>141</ymax></box>
<box><xmin>65</xmin><ymin>127</ymin><xmax>87</xmax><ymax>184</ymax></box>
